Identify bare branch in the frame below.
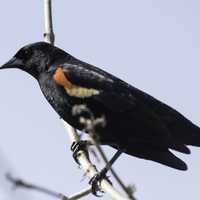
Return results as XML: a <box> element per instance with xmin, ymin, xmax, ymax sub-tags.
<box><xmin>6</xmin><ymin>173</ymin><xmax>63</xmax><ymax>198</ymax></box>
<box><xmin>63</xmin><ymin>121</ymin><xmax>132</xmax><ymax>200</ymax></box>
<box><xmin>64</xmin><ymin>187</ymin><xmax>91</xmax><ymax>200</ymax></box>
<box><xmin>44</xmin><ymin>0</ymin><xmax>55</xmax><ymax>44</ymax></box>
<box><xmin>43</xmin><ymin>0</ymin><xmax>94</xmax><ymax>199</ymax></box>
<box><xmin>6</xmin><ymin>173</ymin><xmax>91</xmax><ymax>200</ymax></box>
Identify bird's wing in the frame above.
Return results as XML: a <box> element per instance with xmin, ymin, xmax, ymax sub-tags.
<box><xmin>52</xmin><ymin>62</ymin><xmax>137</xmax><ymax>112</ymax></box>
<box><xmin>51</xmin><ymin>63</ymin><xmax>191</xmax><ymax>153</ymax></box>
<box><xmin>129</xmin><ymin>85</ymin><xmax>200</xmax><ymax>146</ymax></box>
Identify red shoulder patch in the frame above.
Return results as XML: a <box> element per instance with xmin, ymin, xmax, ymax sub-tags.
<box><xmin>53</xmin><ymin>67</ymin><xmax>73</xmax><ymax>89</ymax></box>
<box><xmin>53</xmin><ymin>67</ymin><xmax>100</xmax><ymax>98</ymax></box>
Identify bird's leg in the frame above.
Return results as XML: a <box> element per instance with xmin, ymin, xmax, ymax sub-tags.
<box><xmin>71</xmin><ymin>140</ymin><xmax>93</xmax><ymax>164</ymax></box>
<box><xmin>89</xmin><ymin>150</ymin><xmax>123</xmax><ymax>196</ymax></box>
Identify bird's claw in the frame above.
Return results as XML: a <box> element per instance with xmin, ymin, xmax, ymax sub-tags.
<box><xmin>89</xmin><ymin>173</ymin><xmax>104</xmax><ymax>196</ymax></box>
<box><xmin>89</xmin><ymin>168</ymin><xmax>111</xmax><ymax>196</ymax></box>
<box><xmin>71</xmin><ymin>140</ymin><xmax>89</xmax><ymax>164</ymax></box>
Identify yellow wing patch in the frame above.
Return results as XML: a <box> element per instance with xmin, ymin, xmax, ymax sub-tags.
<box><xmin>53</xmin><ymin>67</ymin><xmax>100</xmax><ymax>98</ymax></box>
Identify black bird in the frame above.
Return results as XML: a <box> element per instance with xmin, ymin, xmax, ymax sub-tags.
<box><xmin>1</xmin><ymin>42</ymin><xmax>200</xmax><ymax>170</ymax></box>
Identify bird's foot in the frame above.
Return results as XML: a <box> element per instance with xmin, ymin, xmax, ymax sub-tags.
<box><xmin>71</xmin><ymin>140</ymin><xmax>91</xmax><ymax>164</ymax></box>
<box><xmin>89</xmin><ymin>168</ymin><xmax>112</xmax><ymax>196</ymax></box>
<box><xmin>88</xmin><ymin>150</ymin><xmax>122</xmax><ymax>196</ymax></box>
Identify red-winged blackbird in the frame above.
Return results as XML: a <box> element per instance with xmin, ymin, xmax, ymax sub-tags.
<box><xmin>1</xmin><ymin>42</ymin><xmax>200</xmax><ymax>170</ymax></box>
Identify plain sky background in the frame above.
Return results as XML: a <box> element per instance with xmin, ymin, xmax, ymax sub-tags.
<box><xmin>0</xmin><ymin>1</ymin><xmax>200</xmax><ymax>200</ymax></box>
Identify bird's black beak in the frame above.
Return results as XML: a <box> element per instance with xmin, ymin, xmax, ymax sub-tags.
<box><xmin>0</xmin><ymin>57</ymin><xmax>24</xmax><ymax>70</ymax></box>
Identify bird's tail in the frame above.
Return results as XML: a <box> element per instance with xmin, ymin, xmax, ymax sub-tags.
<box><xmin>148</xmin><ymin>150</ymin><xmax>188</xmax><ymax>170</ymax></box>
<box><xmin>173</xmin><ymin>124</ymin><xmax>200</xmax><ymax>147</ymax></box>
<box><xmin>124</xmin><ymin>144</ymin><xmax>188</xmax><ymax>170</ymax></box>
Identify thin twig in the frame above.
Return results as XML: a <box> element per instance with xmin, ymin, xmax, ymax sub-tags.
<box><xmin>6</xmin><ymin>173</ymin><xmax>63</xmax><ymax>198</ymax></box>
<box><xmin>6</xmin><ymin>173</ymin><xmax>91</xmax><ymax>200</ymax></box>
<box><xmin>65</xmin><ymin>187</ymin><xmax>91</xmax><ymax>200</ymax></box>
<box><xmin>92</xmin><ymin>136</ymin><xmax>135</xmax><ymax>199</ymax></box>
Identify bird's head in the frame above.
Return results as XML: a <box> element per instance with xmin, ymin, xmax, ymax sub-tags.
<box><xmin>0</xmin><ymin>42</ymin><xmax>69</xmax><ymax>78</ymax></box>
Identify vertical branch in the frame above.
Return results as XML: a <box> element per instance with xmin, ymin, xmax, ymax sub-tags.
<box><xmin>43</xmin><ymin>1</ymin><xmax>92</xmax><ymax>199</ymax></box>
<box><xmin>44</xmin><ymin>0</ymin><xmax>55</xmax><ymax>44</ymax></box>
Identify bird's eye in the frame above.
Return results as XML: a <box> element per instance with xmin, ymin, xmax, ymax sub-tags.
<box><xmin>15</xmin><ymin>49</ymin><xmax>32</xmax><ymax>60</ymax></box>
<box><xmin>24</xmin><ymin>50</ymin><xmax>29</xmax><ymax>55</ymax></box>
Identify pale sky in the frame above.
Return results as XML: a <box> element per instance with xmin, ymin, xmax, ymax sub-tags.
<box><xmin>0</xmin><ymin>1</ymin><xmax>200</xmax><ymax>200</ymax></box>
